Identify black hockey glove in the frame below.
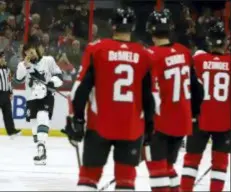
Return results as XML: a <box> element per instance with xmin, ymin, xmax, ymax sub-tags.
<box><xmin>47</xmin><ymin>81</ymin><xmax>56</xmax><ymax>92</ymax></box>
<box><xmin>143</xmin><ymin>121</ymin><xmax>154</xmax><ymax>146</ymax></box>
<box><xmin>62</xmin><ymin>116</ymin><xmax>85</xmax><ymax>147</ymax></box>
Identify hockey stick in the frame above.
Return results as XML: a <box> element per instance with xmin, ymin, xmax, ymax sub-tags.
<box><xmin>99</xmin><ymin>166</ymin><xmax>212</xmax><ymax>191</ymax></box>
<box><xmin>61</xmin><ymin>124</ymin><xmax>82</xmax><ymax>168</ymax></box>
<box><xmin>30</xmin><ymin>74</ymin><xmax>68</xmax><ymax>99</ymax></box>
<box><xmin>98</xmin><ymin>179</ymin><xmax>115</xmax><ymax>191</ymax></box>
<box><xmin>194</xmin><ymin>166</ymin><xmax>211</xmax><ymax>186</ymax></box>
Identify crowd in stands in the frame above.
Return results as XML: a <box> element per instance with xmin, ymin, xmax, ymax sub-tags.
<box><xmin>0</xmin><ymin>0</ymin><xmax>230</xmax><ymax>89</ymax></box>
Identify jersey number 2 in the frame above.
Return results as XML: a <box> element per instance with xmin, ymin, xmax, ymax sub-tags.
<box><xmin>113</xmin><ymin>64</ymin><xmax>134</xmax><ymax>102</ymax></box>
<box><xmin>164</xmin><ymin>66</ymin><xmax>191</xmax><ymax>102</ymax></box>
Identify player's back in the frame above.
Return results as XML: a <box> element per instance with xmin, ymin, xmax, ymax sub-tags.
<box><xmin>91</xmin><ymin>38</ymin><xmax>151</xmax><ymax>140</ymax></box>
<box><xmin>194</xmin><ymin>51</ymin><xmax>231</xmax><ymax>132</ymax></box>
<box><xmin>150</xmin><ymin>43</ymin><xmax>193</xmax><ymax>136</ymax></box>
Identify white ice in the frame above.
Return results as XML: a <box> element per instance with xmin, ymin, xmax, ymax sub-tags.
<box><xmin>0</xmin><ymin>136</ymin><xmax>230</xmax><ymax>191</ymax></box>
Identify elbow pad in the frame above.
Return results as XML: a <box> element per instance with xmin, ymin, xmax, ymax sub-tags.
<box><xmin>50</xmin><ymin>75</ymin><xmax>63</xmax><ymax>88</ymax></box>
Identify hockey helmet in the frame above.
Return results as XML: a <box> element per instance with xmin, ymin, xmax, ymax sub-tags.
<box><xmin>146</xmin><ymin>10</ymin><xmax>171</xmax><ymax>36</ymax></box>
<box><xmin>207</xmin><ymin>21</ymin><xmax>226</xmax><ymax>46</ymax></box>
<box><xmin>109</xmin><ymin>7</ymin><xmax>136</xmax><ymax>32</ymax></box>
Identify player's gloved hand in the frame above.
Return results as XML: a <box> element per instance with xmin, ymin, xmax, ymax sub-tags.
<box><xmin>143</xmin><ymin>121</ymin><xmax>154</xmax><ymax>146</ymax></box>
<box><xmin>47</xmin><ymin>81</ymin><xmax>56</xmax><ymax>92</ymax></box>
<box><xmin>62</xmin><ymin>116</ymin><xmax>85</xmax><ymax>147</ymax></box>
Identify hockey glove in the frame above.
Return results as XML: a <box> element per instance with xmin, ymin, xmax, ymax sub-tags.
<box><xmin>62</xmin><ymin>116</ymin><xmax>85</xmax><ymax>147</ymax></box>
<box><xmin>47</xmin><ymin>81</ymin><xmax>56</xmax><ymax>92</ymax></box>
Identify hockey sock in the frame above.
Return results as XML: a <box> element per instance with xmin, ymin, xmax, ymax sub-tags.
<box><xmin>210</xmin><ymin>151</ymin><xmax>229</xmax><ymax>192</ymax></box>
<box><xmin>146</xmin><ymin>160</ymin><xmax>170</xmax><ymax>192</ymax></box>
<box><xmin>180</xmin><ymin>153</ymin><xmax>202</xmax><ymax>191</ymax></box>
<box><xmin>168</xmin><ymin>164</ymin><xmax>180</xmax><ymax>192</ymax></box>
<box><xmin>31</xmin><ymin>119</ymin><xmax>37</xmax><ymax>136</ymax></box>
<box><xmin>36</xmin><ymin>111</ymin><xmax>50</xmax><ymax>144</ymax></box>
<box><xmin>114</xmin><ymin>163</ymin><xmax>136</xmax><ymax>191</ymax></box>
<box><xmin>37</xmin><ymin>125</ymin><xmax>49</xmax><ymax>144</ymax></box>
<box><xmin>77</xmin><ymin>166</ymin><xmax>103</xmax><ymax>191</ymax></box>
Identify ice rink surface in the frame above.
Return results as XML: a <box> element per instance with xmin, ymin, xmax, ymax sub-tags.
<box><xmin>0</xmin><ymin>136</ymin><xmax>230</xmax><ymax>191</ymax></box>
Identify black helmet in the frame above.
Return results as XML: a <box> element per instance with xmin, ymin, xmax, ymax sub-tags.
<box><xmin>207</xmin><ymin>21</ymin><xmax>226</xmax><ymax>46</ymax></box>
<box><xmin>109</xmin><ymin>7</ymin><xmax>136</xmax><ymax>32</ymax></box>
<box><xmin>146</xmin><ymin>10</ymin><xmax>171</xmax><ymax>36</ymax></box>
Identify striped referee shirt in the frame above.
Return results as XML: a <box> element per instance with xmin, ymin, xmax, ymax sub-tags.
<box><xmin>0</xmin><ymin>66</ymin><xmax>12</xmax><ymax>93</ymax></box>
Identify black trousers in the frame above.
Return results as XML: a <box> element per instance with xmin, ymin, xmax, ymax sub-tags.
<box><xmin>147</xmin><ymin>131</ymin><xmax>184</xmax><ymax>164</ymax></box>
<box><xmin>83</xmin><ymin>129</ymin><xmax>143</xmax><ymax>167</ymax></box>
<box><xmin>0</xmin><ymin>92</ymin><xmax>16</xmax><ymax>135</ymax></box>
<box><xmin>186</xmin><ymin>123</ymin><xmax>231</xmax><ymax>154</ymax></box>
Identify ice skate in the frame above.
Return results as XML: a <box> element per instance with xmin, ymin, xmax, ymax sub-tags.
<box><xmin>34</xmin><ymin>143</ymin><xmax>47</xmax><ymax>165</ymax></box>
<box><xmin>10</xmin><ymin>129</ymin><xmax>22</xmax><ymax>139</ymax></box>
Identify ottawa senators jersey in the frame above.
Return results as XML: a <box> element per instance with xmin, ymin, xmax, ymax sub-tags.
<box><xmin>150</xmin><ymin>43</ymin><xmax>193</xmax><ymax>137</ymax></box>
<box><xmin>71</xmin><ymin>40</ymin><xmax>101</xmax><ymax>130</ymax></box>
<box><xmin>73</xmin><ymin>38</ymin><xmax>154</xmax><ymax>140</ymax></box>
<box><xmin>194</xmin><ymin>51</ymin><xmax>231</xmax><ymax>132</ymax></box>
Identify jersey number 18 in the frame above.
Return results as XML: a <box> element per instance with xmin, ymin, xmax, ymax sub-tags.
<box><xmin>202</xmin><ymin>72</ymin><xmax>230</xmax><ymax>102</ymax></box>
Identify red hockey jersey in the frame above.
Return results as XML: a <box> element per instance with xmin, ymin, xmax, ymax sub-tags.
<box><xmin>150</xmin><ymin>43</ymin><xmax>193</xmax><ymax>137</ymax></box>
<box><xmin>74</xmin><ymin>39</ymin><xmax>153</xmax><ymax>140</ymax></box>
<box><xmin>72</xmin><ymin>40</ymin><xmax>101</xmax><ymax>130</ymax></box>
<box><xmin>194</xmin><ymin>51</ymin><xmax>231</xmax><ymax>132</ymax></box>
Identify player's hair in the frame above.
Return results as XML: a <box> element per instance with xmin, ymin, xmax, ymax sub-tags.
<box><xmin>22</xmin><ymin>43</ymin><xmax>42</xmax><ymax>61</ymax></box>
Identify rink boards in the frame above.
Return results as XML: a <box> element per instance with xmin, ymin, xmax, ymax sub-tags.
<box><xmin>0</xmin><ymin>90</ymin><xmax>69</xmax><ymax>136</ymax></box>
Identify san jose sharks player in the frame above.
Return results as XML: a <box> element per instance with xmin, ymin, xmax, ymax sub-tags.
<box><xmin>15</xmin><ymin>42</ymin><xmax>63</xmax><ymax>165</ymax></box>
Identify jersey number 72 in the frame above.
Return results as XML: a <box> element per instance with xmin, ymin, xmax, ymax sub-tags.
<box><xmin>164</xmin><ymin>66</ymin><xmax>191</xmax><ymax>102</ymax></box>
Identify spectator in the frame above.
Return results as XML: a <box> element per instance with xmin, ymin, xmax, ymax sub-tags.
<box><xmin>57</xmin><ymin>25</ymin><xmax>75</xmax><ymax>47</ymax></box>
<box><xmin>57</xmin><ymin>52</ymin><xmax>76</xmax><ymax>87</ymax></box>
<box><xmin>0</xmin><ymin>0</ymin><xmax>9</xmax><ymax>23</ymax></box>
<box><xmin>7</xmin><ymin>15</ymin><xmax>16</xmax><ymax>30</ymax></box>
<box><xmin>0</xmin><ymin>27</ymin><xmax>9</xmax><ymax>51</ymax></box>
<box><xmin>8</xmin><ymin>43</ymin><xmax>23</xmax><ymax>72</ymax></box>
<box><xmin>92</xmin><ymin>24</ymin><xmax>99</xmax><ymax>40</ymax></box>
<box><xmin>42</xmin><ymin>33</ymin><xmax>57</xmax><ymax>57</ymax></box>
<box><xmin>65</xmin><ymin>39</ymin><xmax>81</xmax><ymax>70</ymax></box>
<box><xmin>31</xmin><ymin>13</ymin><xmax>41</xmax><ymax>25</ymax></box>
<box><xmin>30</xmin><ymin>24</ymin><xmax>43</xmax><ymax>39</ymax></box>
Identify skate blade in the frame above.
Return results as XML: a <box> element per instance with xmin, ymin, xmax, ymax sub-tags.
<box><xmin>34</xmin><ymin>160</ymin><xmax>47</xmax><ymax>166</ymax></box>
<box><xmin>10</xmin><ymin>131</ymin><xmax>22</xmax><ymax>140</ymax></box>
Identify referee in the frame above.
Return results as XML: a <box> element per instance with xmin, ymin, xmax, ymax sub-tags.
<box><xmin>0</xmin><ymin>50</ymin><xmax>21</xmax><ymax>137</ymax></box>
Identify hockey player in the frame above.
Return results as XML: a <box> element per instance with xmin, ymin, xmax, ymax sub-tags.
<box><xmin>144</xmin><ymin>10</ymin><xmax>204</xmax><ymax>192</ymax></box>
<box><xmin>15</xmin><ymin>42</ymin><xmax>63</xmax><ymax>165</ymax></box>
<box><xmin>65</xmin><ymin>7</ymin><xmax>155</xmax><ymax>191</ymax></box>
<box><xmin>181</xmin><ymin>22</ymin><xmax>231</xmax><ymax>192</ymax></box>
